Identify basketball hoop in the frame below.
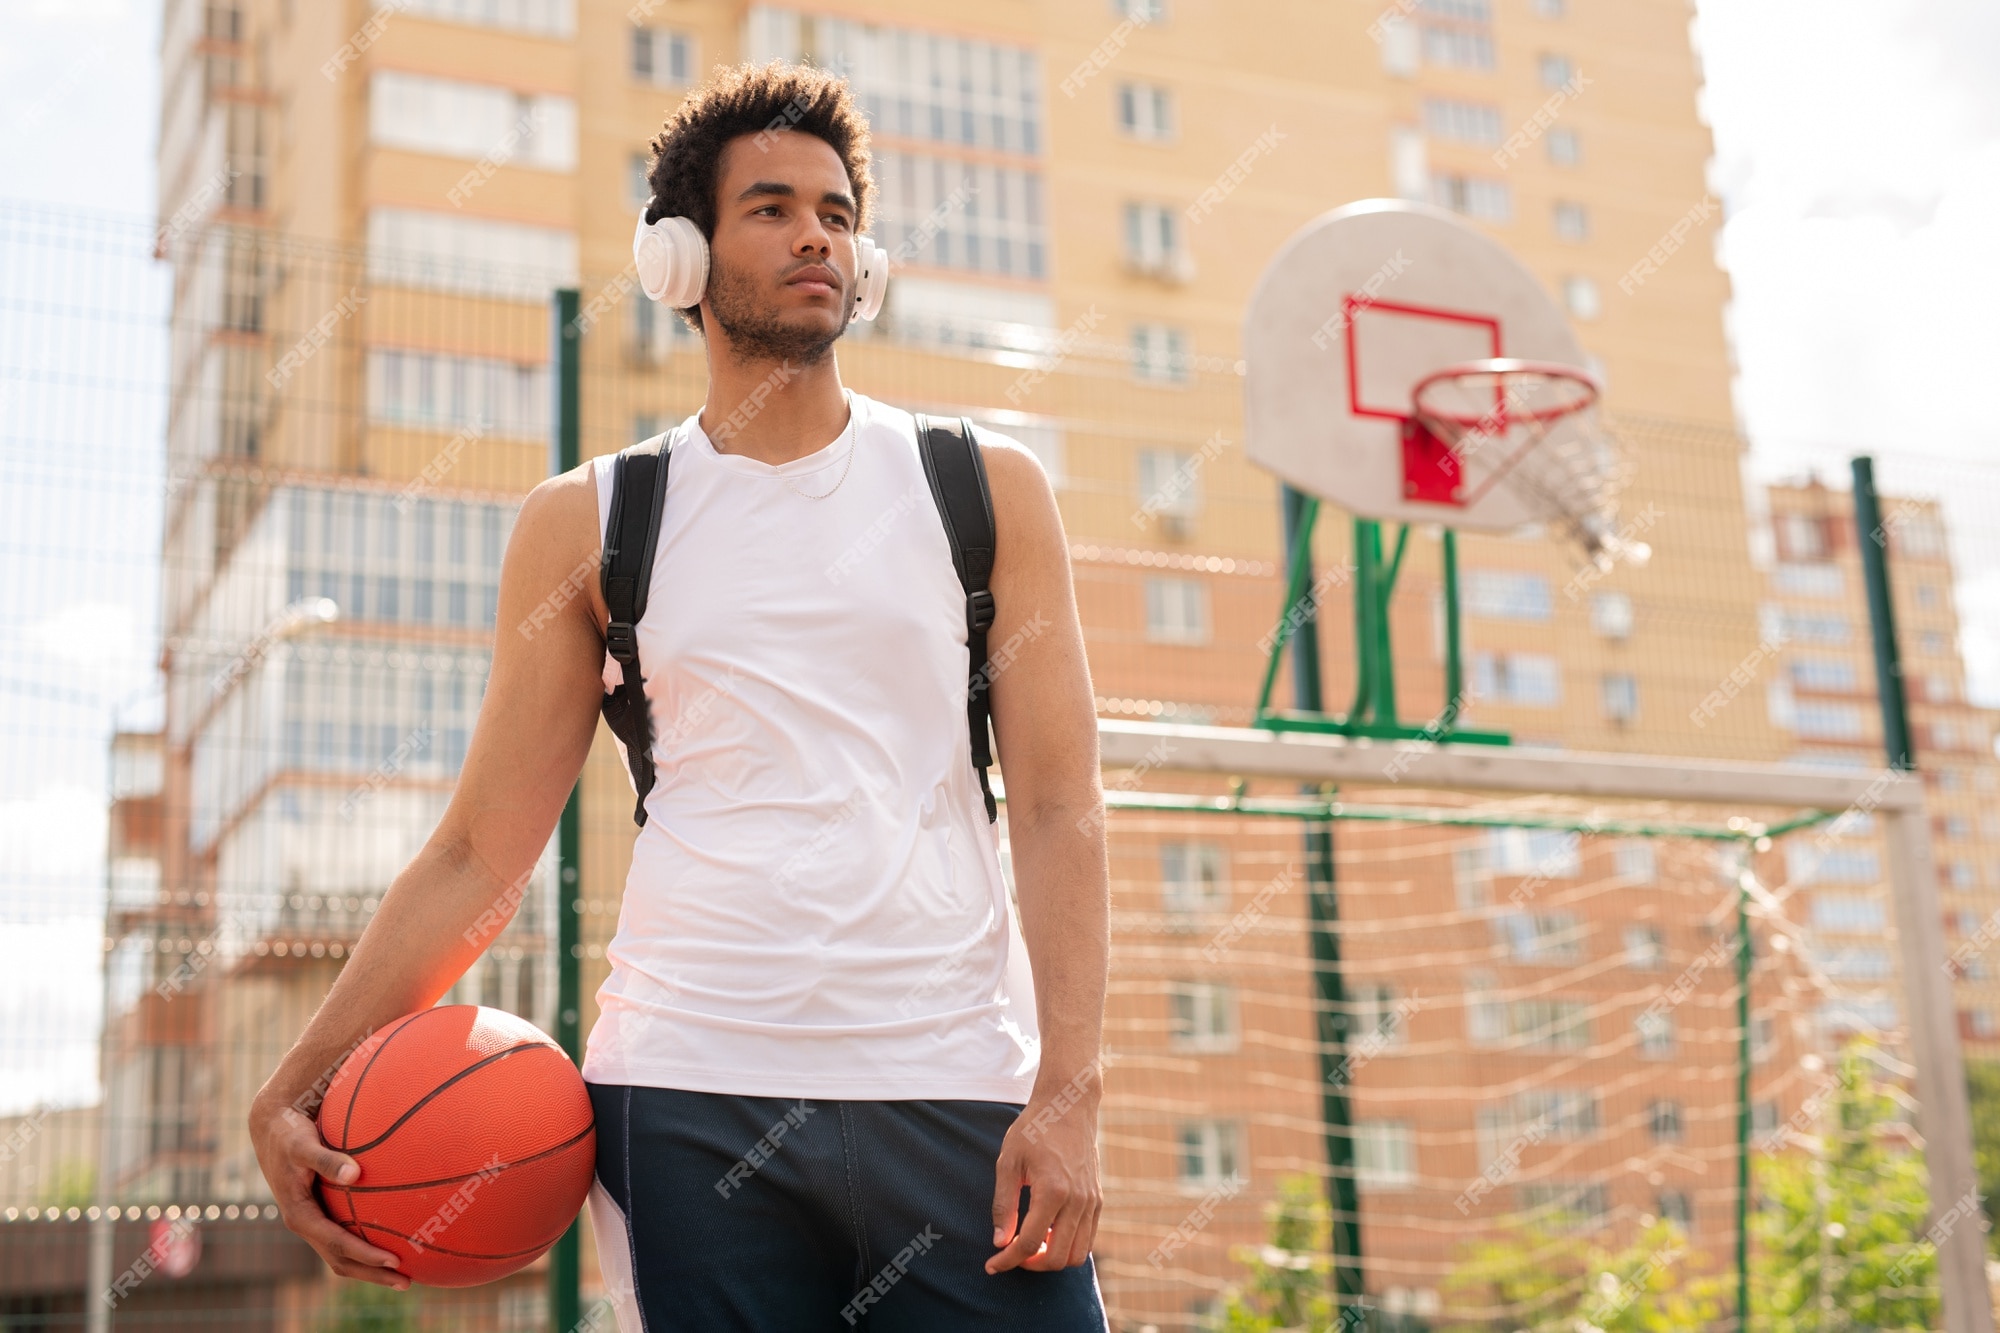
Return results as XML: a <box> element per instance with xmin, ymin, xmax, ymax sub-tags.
<box><xmin>1409</xmin><ymin>358</ymin><xmax>1643</xmax><ymax>570</ymax></box>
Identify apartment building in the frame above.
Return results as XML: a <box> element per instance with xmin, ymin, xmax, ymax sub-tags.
<box><xmin>1759</xmin><ymin>480</ymin><xmax>2000</xmax><ymax>1053</ymax></box>
<box><xmin>107</xmin><ymin>0</ymin><xmax>1844</xmax><ymax>1327</ymax></box>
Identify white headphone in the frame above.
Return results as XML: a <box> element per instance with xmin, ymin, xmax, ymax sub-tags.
<box><xmin>632</xmin><ymin>208</ymin><xmax>889</xmax><ymax>320</ymax></box>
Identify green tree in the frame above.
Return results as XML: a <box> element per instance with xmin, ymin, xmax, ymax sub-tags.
<box><xmin>1440</xmin><ymin>1215</ymin><xmax>1723</xmax><ymax>1332</ymax></box>
<box><xmin>1962</xmin><ymin>1057</ymin><xmax>2000</xmax><ymax>1251</ymax></box>
<box><xmin>41</xmin><ymin>1158</ymin><xmax>95</xmax><ymax>1209</ymax></box>
<box><xmin>1748</xmin><ymin>1041</ymin><xmax>1940</xmax><ymax>1331</ymax></box>
<box><xmin>1212</xmin><ymin>1174</ymin><xmax>1350</xmax><ymax>1332</ymax></box>
<box><xmin>319</xmin><ymin>1279</ymin><xmax>422</xmax><ymax>1333</ymax></box>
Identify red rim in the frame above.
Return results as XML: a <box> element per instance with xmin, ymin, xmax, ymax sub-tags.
<box><xmin>1410</xmin><ymin>357</ymin><xmax>1601</xmax><ymax>429</ymax></box>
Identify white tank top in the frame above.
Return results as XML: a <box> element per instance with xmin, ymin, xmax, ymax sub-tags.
<box><xmin>578</xmin><ymin>391</ymin><xmax>1041</xmax><ymax>1102</ymax></box>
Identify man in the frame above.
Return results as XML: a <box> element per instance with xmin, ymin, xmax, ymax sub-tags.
<box><xmin>248</xmin><ymin>61</ymin><xmax>1112</xmax><ymax>1331</ymax></box>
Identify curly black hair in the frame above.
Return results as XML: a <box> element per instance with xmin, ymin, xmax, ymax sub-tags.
<box><xmin>644</xmin><ymin>61</ymin><xmax>875</xmax><ymax>332</ymax></box>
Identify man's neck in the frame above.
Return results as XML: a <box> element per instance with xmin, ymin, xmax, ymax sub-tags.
<box><xmin>698</xmin><ymin>350</ymin><xmax>851</xmax><ymax>466</ymax></box>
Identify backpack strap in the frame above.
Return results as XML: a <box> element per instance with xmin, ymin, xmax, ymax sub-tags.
<box><xmin>599</xmin><ymin>434</ymin><xmax>672</xmax><ymax>827</ymax></box>
<box><xmin>914</xmin><ymin>414</ymin><xmax>999</xmax><ymax>824</ymax></box>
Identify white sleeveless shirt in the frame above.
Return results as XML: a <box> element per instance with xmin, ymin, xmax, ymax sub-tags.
<box><xmin>578</xmin><ymin>391</ymin><xmax>1041</xmax><ymax>1102</ymax></box>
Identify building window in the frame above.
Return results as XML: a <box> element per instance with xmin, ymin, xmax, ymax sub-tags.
<box><xmin>1657</xmin><ymin>1190</ymin><xmax>1693</xmax><ymax>1232</ymax></box>
<box><xmin>402</xmin><ymin>0</ymin><xmax>574</xmax><ymax>37</ymax></box>
<box><xmin>628</xmin><ymin>152</ymin><xmax>653</xmax><ymax>210</ymax></box>
<box><xmin>366</xmin><ymin>209</ymin><xmax>578</xmax><ymax>300</ymax></box>
<box><xmin>1137</xmin><ymin>447</ymin><xmax>1201</xmax><ymax>535</ymax></box>
<box><xmin>1463</xmin><ymin>569</ymin><xmax>1553</xmax><ymax>621</ymax></box>
<box><xmin>1117</xmin><ymin>82</ymin><xmax>1175</xmax><ymax>141</ymax></box>
<box><xmin>1418</xmin><ymin>0</ymin><xmax>1496</xmax><ymax>71</ymax></box>
<box><xmin>1351</xmin><ymin>983</ymin><xmax>1411</xmax><ymax>1048</ymax></box>
<box><xmin>1788</xmin><ymin>657</ymin><xmax>1858</xmax><ymax>692</ymax></box>
<box><xmin>631</xmin><ymin>27</ymin><xmax>693</xmax><ymax>86</ymax></box>
<box><xmin>1115</xmin><ymin>0</ymin><xmax>1168</xmax><ymax>21</ymax></box>
<box><xmin>1563</xmin><ymin>274</ymin><xmax>1601</xmax><ymax>320</ymax></box>
<box><xmin>369</xmin><ymin>71</ymin><xmax>577</xmax><ymax>172</ymax></box>
<box><xmin>1123</xmin><ymin>202</ymin><xmax>1188</xmax><ymax>279</ymax></box>
<box><xmin>1431</xmin><ymin>173</ymin><xmax>1513</xmax><ymax>223</ymax></box>
<box><xmin>1516</xmin><ymin>999</ymin><xmax>1591</xmax><ymax>1051</ymax></box>
<box><xmin>1477</xmin><ymin>1091</ymin><xmax>1598</xmax><ymax>1169</ymax></box>
<box><xmin>1793</xmin><ymin>702</ymin><xmax>1867</xmax><ymax>740</ymax></box>
<box><xmin>1519</xmin><ymin>1181</ymin><xmax>1609</xmax><ymax>1231</ymax></box>
<box><xmin>367</xmin><ymin>349</ymin><xmax>550</xmax><ymax>438</ymax></box>
<box><xmin>1546</xmin><ymin>126</ymin><xmax>1581</xmax><ymax>165</ymax></box>
<box><xmin>1421</xmin><ymin>96</ymin><xmax>1502</xmax><ymax>145</ymax></box>
<box><xmin>1466</xmin><ymin>971</ymin><xmax>1506</xmax><ymax>1045</ymax></box>
<box><xmin>1752</xmin><ymin>1012</ymin><xmax>1777</xmax><ymax>1064</ymax></box>
<box><xmin>1471</xmin><ymin>652</ymin><xmax>1562</xmax><ymax>707</ymax></box>
<box><xmin>1479</xmin><ymin>827</ymin><xmax>1582</xmax><ymax>879</ymax></box>
<box><xmin>1144</xmin><ymin>576</ymin><xmax>1209</xmax><ymax>644</ymax></box>
<box><xmin>1787</xmin><ymin>845</ymin><xmax>1882</xmax><ymax>885</ymax></box>
<box><xmin>1590</xmin><ymin>591</ymin><xmax>1633</xmax><ymax>639</ymax></box>
<box><xmin>1538</xmin><ymin>52</ymin><xmax>1577</xmax><ymax>89</ymax></box>
<box><xmin>1161</xmin><ymin>841</ymin><xmax>1228</xmax><ymax>915</ymax></box>
<box><xmin>1354</xmin><ymin>1121</ymin><xmax>1416</xmax><ymax>1189</ymax></box>
<box><xmin>1648</xmin><ymin>1099</ymin><xmax>1683</xmax><ymax>1142</ymax></box>
<box><xmin>1823</xmin><ymin>947</ymin><xmax>1894</xmax><ymax>981</ymax></box>
<box><xmin>1601</xmin><ymin>673</ymin><xmax>1638</xmax><ymax>723</ymax></box>
<box><xmin>1491</xmin><ymin>911</ymin><xmax>1585</xmax><ymax>964</ymax></box>
<box><xmin>1177</xmin><ymin>1120</ymin><xmax>1243</xmax><ymax>1189</ymax></box>
<box><xmin>1132</xmin><ymin>324</ymin><xmax>1191</xmax><ymax>383</ymax></box>
<box><xmin>1973</xmin><ymin>1009</ymin><xmax>1999</xmax><ymax>1040</ymax></box>
<box><xmin>1773</xmin><ymin>563</ymin><xmax>1845</xmax><ymax>598</ymax></box>
<box><xmin>1636</xmin><ymin>1009</ymin><xmax>1675</xmax><ymax>1058</ymax></box>
<box><xmin>1553</xmin><ymin>200</ymin><xmax>1590</xmax><ymax>242</ymax></box>
<box><xmin>1809</xmin><ymin>894</ymin><xmax>1885</xmax><ymax>934</ymax></box>
<box><xmin>1614</xmin><ymin>840</ymin><xmax>1657</xmax><ymax>885</ymax></box>
<box><xmin>1623</xmin><ymin>924</ymin><xmax>1664</xmax><ymax>970</ymax></box>
<box><xmin>1533</xmin><ymin>0</ymin><xmax>1565</xmax><ymax>15</ymax></box>
<box><xmin>1168</xmin><ymin>982</ymin><xmax>1238</xmax><ymax>1052</ymax></box>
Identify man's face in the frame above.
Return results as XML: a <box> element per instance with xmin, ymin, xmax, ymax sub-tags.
<box><xmin>701</xmin><ymin>129</ymin><xmax>860</xmax><ymax>365</ymax></box>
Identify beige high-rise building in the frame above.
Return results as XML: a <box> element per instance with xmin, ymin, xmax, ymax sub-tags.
<box><xmin>1757</xmin><ymin>481</ymin><xmax>2000</xmax><ymax>1054</ymax></box>
<box><xmin>123</xmin><ymin>0</ymin><xmax>1896</xmax><ymax>1327</ymax></box>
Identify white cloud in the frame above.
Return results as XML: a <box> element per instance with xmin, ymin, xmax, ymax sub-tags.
<box><xmin>1697</xmin><ymin>0</ymin><xmax>2000</xmax><ymax>703</ymax></box>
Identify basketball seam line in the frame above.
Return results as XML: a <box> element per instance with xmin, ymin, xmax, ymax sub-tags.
<box><xmin>334</xmin><ymin>1120</ymin><xmax>594</xmax><ymax>1193</ymax></box>
<box><xmin>339</xmin><ymin>1008</ymin><xmax>434</xmax><ymax>1152</ymax></box>
<box><xmin>347</xmin><ymin>1216</ymin><xmax>571</xmax><ymax>1261</ymax></box>
<box><xmin>340</xmin><ymin>1040</ymin><xmax>560</xmax><ymax>1156</ymax></box>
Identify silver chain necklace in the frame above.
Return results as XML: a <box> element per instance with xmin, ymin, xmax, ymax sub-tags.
<box><xmin>784</xmin><ymin>394</ymin><xmax>859</xmax><ymax>500</ymax></box>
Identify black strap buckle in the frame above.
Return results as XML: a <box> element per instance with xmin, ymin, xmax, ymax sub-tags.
<box><xmin>605</xmin><ymin>621</ymin><xmax>639</xmax><ymax>662</ymax></box>
<box><xmin>966</xmin><ymin>589</ymin><xmax>996</xmax><ymax>637</ymax></box>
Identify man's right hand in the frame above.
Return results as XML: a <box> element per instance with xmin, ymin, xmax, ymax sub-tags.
<box><xmin>248</xmin><ymin>1095</ymin><xmax>410</xmax><ymax>1290</ymax></box>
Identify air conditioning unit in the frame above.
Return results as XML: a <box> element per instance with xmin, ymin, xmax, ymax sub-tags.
<box><xmin>1129</xmin><ymin>250</ymin><xmax>1196</xmax><ymax>285</ymax></box>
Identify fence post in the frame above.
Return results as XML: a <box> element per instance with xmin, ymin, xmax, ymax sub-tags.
<box><xmin>550</xmin><ymin>288</ymin><xmax>583</xmax><ymax>1333</ymax></box>
<box><xmin>1282</xmin><ymin>484</ymin><xmax>1365</xmax><ymax>1320</ymax></box>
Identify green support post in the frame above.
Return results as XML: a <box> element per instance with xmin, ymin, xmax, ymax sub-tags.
<box><xmin>1735</xmin><ymin>867</ymin><xmax>1751</xmax><ymax>1332</ymax></box>
<box><xmin>1282</xmin><ymin>486</ymin><xmax>1366</xmax><ymax>1324</ymax></box>
<box><xmin>550</xmin><ymin>288</ymin><xmax>583</xmax><ymax>1333</ymax></box>
<box><xmin>1851</xmin><ymin>456</ymin><xmax>1916</xmax><ymax>771</ymax></box>
<box><xmin>1442</xmin><ymin>529</ymin><xmax>1463</xmax><ymax>713</ymax></box>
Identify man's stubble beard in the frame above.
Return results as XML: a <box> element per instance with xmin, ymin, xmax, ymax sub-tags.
<box><xmin>704</xmin><ymin>255</ymin><xmax>849</xmax><ymax>367</ymax></box>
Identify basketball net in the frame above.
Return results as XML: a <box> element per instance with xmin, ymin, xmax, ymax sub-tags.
<box><xmin>1409</xmin><ymin>358</ymin><xmax>1647</xmax><ymax>571</ymax></box>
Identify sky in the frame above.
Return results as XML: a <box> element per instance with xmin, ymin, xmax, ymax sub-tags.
<box><xmin>0</xmin><ymin>0</ymin><xmax>1994</xmax><ymax>1114</ymax></box>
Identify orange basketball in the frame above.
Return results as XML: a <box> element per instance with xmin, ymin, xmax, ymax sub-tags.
<box><xmin>314</xmin><ymin>1004</ymin><xmax>596</xmax><ymax>1287</ymax></box>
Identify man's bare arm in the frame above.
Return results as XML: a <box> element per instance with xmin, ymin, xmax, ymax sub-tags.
<box><xmin>977</xmin><ymin>439</ymin><xmax>1109</xmax><ymax>1274</ymax></box>
<box><xmin>247</xmin><ymin>464</ymin><xmax>609</xmax><ymax>1286</ymax></box>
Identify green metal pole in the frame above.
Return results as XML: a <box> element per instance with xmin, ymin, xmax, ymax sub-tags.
<box><xmin>1851</xmin><ymin>456</ymin><xmax>1916</xmax><ymax>771</ymax></box>
<box><xmin>1366</xmin><ymin>522</ymin><xmax>1397</xmax><ymax>728</ymax></box>
<box><xmin>1736</xmin><ymin>863</ymin><xmax>1751</xmax><ymax>1332</ymax></box>
<box><xmin>1347</xmin><ymin>517</ymin><xmax>1375</xmax><ymax>725</ymax></box>
<box><xmin>551</xmin><ymin>288</ymin><xmax>583</xmax><ymax>1333</ymax></box>
<box><xmin>1284</xmin><ymin>486</ymin><xmax>1365</xmax><ymax>1323</ymax></box>
<box><xmin>1442</xmin><ymin>530</ymin><xmax>1463</xmax><ymax>724</ymax></box>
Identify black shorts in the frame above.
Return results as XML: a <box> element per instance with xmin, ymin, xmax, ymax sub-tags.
<box><xmin>584</xmin><ymin>1083</ymin><xmax>1110</xmax><ymax>1332</ymax></box>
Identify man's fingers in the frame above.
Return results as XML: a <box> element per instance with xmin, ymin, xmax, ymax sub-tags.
<box><xmin>284</xmin><ymin>1202</ymin><xmax>402</xmax><ymax>1271</ymax></box>
<box><xmin>989</xmin><ymin>1142</ymin><xmax>1023</xmax><ymax>1246</ymax></box>
<box><xmin>1029</xmin><ymin>1195</ymin><xmax>1088</xmax><ymax>1272</ymax></box>
<box><xmin>987</xmin><ymin>1180</ymin><xmax>1064</xmax><ymax>1274</ymax></box>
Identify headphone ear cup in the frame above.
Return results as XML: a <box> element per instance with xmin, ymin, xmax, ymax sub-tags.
<box><xmin>633</xmin><ymin>214</ymin><xmax>709</xmax><ymax>308</ymax></box>
<box><xmin>852</xmin><ymin>236</ymin><xmax>888</xmax><ymax>321</ymax></box>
